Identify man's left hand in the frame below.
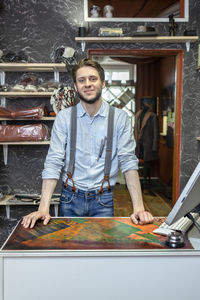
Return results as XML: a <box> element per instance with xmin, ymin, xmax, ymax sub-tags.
<box><xmin>130</xmin><ymin>210</ymin><xmax>154</xmax><ymax>225</ymax></box>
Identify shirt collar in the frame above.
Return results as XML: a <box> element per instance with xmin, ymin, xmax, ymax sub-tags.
<box><xmin>77</xmin><ymin>100</ymin><xmax>108</xmax><ymax>118</ymax></box>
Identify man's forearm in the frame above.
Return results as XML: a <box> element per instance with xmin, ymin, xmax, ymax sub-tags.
<box><xmin>124</xmin><ymin>169</ymin><xmax>144</xmax><ymax>212</ymax></box>
<box><xmin>39</xmin><ymin>179</ymin><xmax>58</xmax><ymax>212</ymax></box>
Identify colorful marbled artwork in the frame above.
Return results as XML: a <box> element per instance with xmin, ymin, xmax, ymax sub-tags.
<box><xmin>2</xmin><ymin>217</ymin><xmax>192</xmax><ymax>251</ymax></box>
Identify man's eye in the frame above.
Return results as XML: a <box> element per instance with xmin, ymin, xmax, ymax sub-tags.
<box><xmin>90</xmin><ymin>77</ymin><xmax>97</xmax><ymax>81</ymax></box>
<box><xmin>78</xmin><ymin>79</ymin><xmax>85</xmax><ymax>83</ymax></box>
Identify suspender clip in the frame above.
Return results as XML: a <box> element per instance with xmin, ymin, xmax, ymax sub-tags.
<box><xmin>99</xmin><ymin>175</ymin><xmax>111</xmax><ymax>195</ymax></box>
<box><xmin>64</xmin><ymin>172</ymin><xmax>76</xmax><ymax>193</ymax></box>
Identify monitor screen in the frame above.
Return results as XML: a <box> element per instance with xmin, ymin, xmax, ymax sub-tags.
<box><xmin>166</xmin><ymin>162</ymin><xmax>200</xmax><ymax>225</ymax></box>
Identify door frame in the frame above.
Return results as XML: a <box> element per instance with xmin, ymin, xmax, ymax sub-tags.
<box><xmin>88</xmin><ymin>48</ymin><xmax>183</xmax><ymax>205</ymax></box>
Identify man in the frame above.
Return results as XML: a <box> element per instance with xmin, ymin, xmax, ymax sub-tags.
<box><xmin>22</xmin><ymin>58</ymin><xmax>153</xmax><ymax>228</ymax></box>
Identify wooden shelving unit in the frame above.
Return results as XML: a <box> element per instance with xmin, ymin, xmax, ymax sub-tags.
<box><xmin>0</xmin><ymin>63</ymin><xmax>66</xmax><ymax>164</ymax></box>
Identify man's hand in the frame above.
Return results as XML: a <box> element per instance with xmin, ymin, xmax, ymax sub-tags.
<box><xmin>130</xmin><ymin>210</ymin><xmax>154</xmax><ymax>225</ymax></box>
<box><xmin>21</xmin><ymin>179</ymin><xmax>57</xmax><ymax>229</ymax></box>
<box><xmin>21</xmin><ymin>210</ymin><xmax>51</xmax><ymax>229</ymax></box>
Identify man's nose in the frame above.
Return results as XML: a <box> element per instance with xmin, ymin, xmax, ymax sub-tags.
<box><xmin>85</xmin><ymin>78</ymin><xmax>91</xmax><ymax>86</ymax></box>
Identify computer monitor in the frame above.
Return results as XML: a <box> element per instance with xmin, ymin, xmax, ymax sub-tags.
<box><xmin>165</xmin><ymin>161</ymin><xmax>200</xmax><ymax>225</ymax></box>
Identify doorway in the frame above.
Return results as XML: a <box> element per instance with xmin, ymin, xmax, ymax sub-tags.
<box><xmin>88</xmin><ymin>49</ymin><xmax>183</xmax><ymax>205</ymax></box>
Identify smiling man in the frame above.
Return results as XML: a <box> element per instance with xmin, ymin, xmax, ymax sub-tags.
<box><xmin>22</xmin><ymin>58</ymin><xmax>153</xmax><ymax>229</ymax></box>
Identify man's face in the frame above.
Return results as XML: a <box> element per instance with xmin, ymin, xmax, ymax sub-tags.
<box><xmin>74</xmin><ymin>66</ymin><xmax>105</xmax><ymax>104</ymax></box>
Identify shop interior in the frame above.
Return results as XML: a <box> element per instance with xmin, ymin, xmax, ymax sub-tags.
<box><xmin>0</xmin><ymin>0</ymin><xmax>199</xmax><ymax>248</ymax></box>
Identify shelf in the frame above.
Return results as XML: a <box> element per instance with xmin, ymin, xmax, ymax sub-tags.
<box><xmin>0</xmin><ymin>194</ymin><xmax>59</xmax><ymax>218</ymax></box>
<box><xmin>75</xmin><ymin>36</ymin><xmax>199</xmax><ymax>52</ymax></box>
<box><xmin>0</xmin><ymin>141</ymin><xmax>50</xmax><ymax>145</ymax></box>
<box><xmin>75</xmin><ymin>36</ymin><xmax>199</xmax><ymax>43</ymax></box>
<box><xmin>0</xmin><ymin>92</ymin><xmax>53</xmax><ymax>97</ymax></box>
<box><xmin>0</xmin><ymin>117</ymin><xmax>55</xmax><ymax>121</ymax></box>
<box><xmin>0</xmin><ymin>63</ymin><xmax>60</xmax><ymax>166</ymax></box>
<box><xmin>0</xmin><ymin>194</ymin><xmax>59</xmax><ymax>205</ymax></box>
<box><xmin>0</xmin><ymin>63</ymin><xmax>67</xmax><ymax>72</ymax></box>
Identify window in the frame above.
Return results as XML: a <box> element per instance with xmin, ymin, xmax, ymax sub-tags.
<box><xmin>102</xmin><ymin>65</ymin><xmax>136</xmax><ymax>126</ymax></box>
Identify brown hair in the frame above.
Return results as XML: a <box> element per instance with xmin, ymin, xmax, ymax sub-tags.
<box><xmin>72</xmin><ymin>58</ymin><xmax>105</xmax><ymax>83</ymax></box>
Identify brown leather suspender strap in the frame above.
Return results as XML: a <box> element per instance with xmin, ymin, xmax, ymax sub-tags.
<box><xmin>64</xmin><ymin>105</ymin><xmax>77</xmax><ymax>192</ymax></box>
<box><xmin>99</xmin><ymin>106</ymin><xmax>115</xmax><ymax>194</ymax></box>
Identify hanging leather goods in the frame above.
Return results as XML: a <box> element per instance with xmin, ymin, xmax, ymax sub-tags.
<box><xmin>50</xmin><ymin>86</ymin><xmax>75</xmax><ymax>114</ymax></box>
<box><xmin>58</xmin><ymin>89</ymin><xmax>65</xmax><ymax>111</ymax></box>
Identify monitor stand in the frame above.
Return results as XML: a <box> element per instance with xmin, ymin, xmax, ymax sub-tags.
<box><xmin>186</xmin><ymin>203</ymin><xmax>200</xmax><ymax>234</ymax></box>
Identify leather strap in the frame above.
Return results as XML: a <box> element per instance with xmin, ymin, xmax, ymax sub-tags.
<box><xmin>99</xmin><ymin>106</ymin><xmax>115</xmax><ymax>194</ymax></box>
<box><xmin>64</xmin><ymin>105</ymin><xmax>115</xmax><ymax>195</ymax></box>
<box><xmin>64</xmin><ymin>105</ymin><xmax>77</xmax><ymax>192</ymax></box>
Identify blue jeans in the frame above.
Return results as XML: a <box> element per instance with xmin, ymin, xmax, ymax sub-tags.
<box><xmin>60</xmin><ymin>183</ymin><xmax>114</xmax><ymax>217</ymax></box>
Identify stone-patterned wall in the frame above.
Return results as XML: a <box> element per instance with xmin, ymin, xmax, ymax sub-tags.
<box><xmin>0</xmin><ymin>0</ymin><xmax>199</xmax><ymax>194</ymax></box>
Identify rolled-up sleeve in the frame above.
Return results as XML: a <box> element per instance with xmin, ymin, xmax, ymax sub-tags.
<box><xmin>42</xmin><ymin>109</ymin><xmax>70</xmax><ymax>180</ymax></box>
<box><xmin>117</xmin><ymin>110</ymin><xmax>138</xmax><ymax>173</ymax></box>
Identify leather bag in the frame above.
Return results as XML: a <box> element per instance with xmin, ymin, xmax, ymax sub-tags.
<box><xmin>0</xmin><ymin>124</ymin><xmax>50</xmax><ymax>142</ymax></box>
<box><xmin>0</xmin><ymin>106</ymin><xmax>47</xmax><ymax>119</ymax></box>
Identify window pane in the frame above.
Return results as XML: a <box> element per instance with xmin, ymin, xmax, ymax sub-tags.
<box><xmin>103</xmin><ymin>68</ymin><xmax>135</xmax><ymax>127</ymax></box>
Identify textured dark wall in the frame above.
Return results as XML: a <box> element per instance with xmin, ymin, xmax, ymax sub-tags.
<box><xmin>0</xmin><ymin>0</ymin><xmax>199</xmax><ymax>194</ymax></box>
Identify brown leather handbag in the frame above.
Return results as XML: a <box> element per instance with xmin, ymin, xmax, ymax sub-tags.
<box><xmin>0</xmin><ymin>124</ymin><xmax>50</xmax><ymax>141</ymax></box>
<box><xmin>0</xmin><ymin>106</ymin><xmax>47</xmax><ymax>119</ymax></box>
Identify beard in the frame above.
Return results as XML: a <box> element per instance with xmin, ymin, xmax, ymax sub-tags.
<box><xmin>76</xmin><ymin>89</ymin><xmax>102</xmax><ymax>105</ymax></box>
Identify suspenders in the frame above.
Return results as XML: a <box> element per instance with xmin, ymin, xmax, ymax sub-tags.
<box><xmin>99</xmin><ymin>105</ymin><xmax>115</xmax><ymax>194</ymax></box>
<box><xmin>64</xmin><ymin>105</ymin><xmax>77</xmax><ymax>192</ymax></box>
<box><xmin>64</xmin><ymin>105</ymin><xmax>115</xmax><ymax>194</ymax></box>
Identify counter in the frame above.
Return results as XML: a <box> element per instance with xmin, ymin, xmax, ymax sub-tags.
<box><xmin>0</xmin><ymin>217</ymin><xmax>200</xmax><ymax>300</ymax></box>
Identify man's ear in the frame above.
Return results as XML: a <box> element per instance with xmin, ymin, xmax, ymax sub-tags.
<box><xmin>74</xmin><ymin>83</ymin><xmax>77</xmax><ymax>92</ymax></box>
<box><xmin>102</xmin><ymin>80</ymin><xmax>106</xmax><ymax>89</ymax></box>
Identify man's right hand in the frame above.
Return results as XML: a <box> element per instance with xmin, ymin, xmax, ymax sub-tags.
<box><xmin>21</xmin><ymin>210</ymin><xmax>51</xmax><ymax>229</ymax></box>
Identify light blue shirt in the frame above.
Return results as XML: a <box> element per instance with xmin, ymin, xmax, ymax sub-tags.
<box><xmin>42</xmin><ymin>101</ymin><xmax>138</xmax><ymax>190</ymax></box>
